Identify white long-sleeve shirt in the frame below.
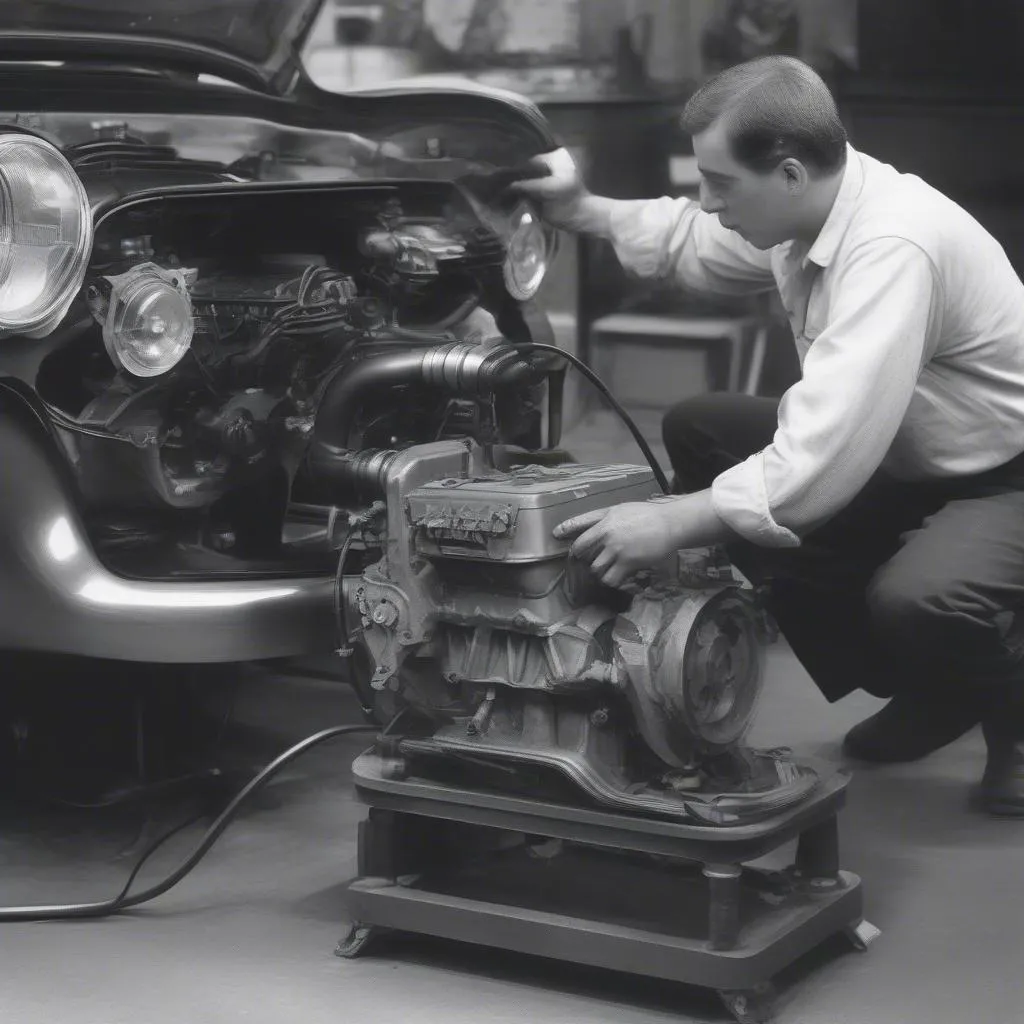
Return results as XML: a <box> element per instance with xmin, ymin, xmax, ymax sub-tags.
<box><xmin>604</xmin><ymin>145</ymin><xmax>1024</xmax><ymax>546</ymax></box>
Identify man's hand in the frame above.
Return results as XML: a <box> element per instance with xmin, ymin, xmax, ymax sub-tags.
<box><xmin>509</xmin><ymin>148</ymin><xmax>604</xmax><ymax>234</ymax></box>
<box><xmin>553</xmin><ymin>501</ymin><xmax>684</xmax><ymax>588</ymax></box>
<box><xmin>553</xmin><ymin>492</ymin><xmax>735</xmax><ymax>589</ymax></box>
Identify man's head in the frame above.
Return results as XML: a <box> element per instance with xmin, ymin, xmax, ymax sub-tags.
<box><xmin>681</xmin><ymin>56</ymin><xmax>847</xmax><ymax>249</ymax></box>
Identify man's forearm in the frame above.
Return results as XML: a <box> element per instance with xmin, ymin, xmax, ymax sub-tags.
<box><xmin>556</xmin><ymin>193</ymin><xmax>620</xmax><ymax>238</ymax></box>
<box><xmin>656</xmin><ymin>490</ymin><xmax>738</xmax><ymax>549</ymax></box>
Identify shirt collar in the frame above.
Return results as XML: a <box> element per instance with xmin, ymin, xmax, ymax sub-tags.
<box><xmin>802</xmin><ymin>144</ymin><xmax>864</xmax><ymax>269</ymax></box>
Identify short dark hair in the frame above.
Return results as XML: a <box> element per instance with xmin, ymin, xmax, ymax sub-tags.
<box><xmin>681</xmin><ymin>56</ymin><xmax>847</xmax><ymax>175</ymax></box>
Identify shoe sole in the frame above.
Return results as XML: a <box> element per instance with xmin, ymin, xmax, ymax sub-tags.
<box><xmin>969</xmin><ymin>785</ymin><xmax>1024</xmax><ymax>817</ymax></box>
<box><xmin>982</xmin><ymin>800</ymin><xmax>1024</xmax><ymax>818</ymax></box>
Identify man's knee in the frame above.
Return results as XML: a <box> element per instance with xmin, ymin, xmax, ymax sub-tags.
<box><xmin>662</xmin><ymin>393</ymin><xmax>774</xmax><ymax>493</ymax></box>
<box><xmin>662</xmin><ymin>396</ymin><xmax>721</xmax><ymax>492</ymax></box>
<box><xmin>662</xmin><ymin>394</ymin><xmax>726</xmax><ymax>448</ymax></box>
<box><xmin>662</xmin><ymin>392</ymin><xmax>777</xmax><ymax>456</ymax></box>
<box><xmin>866</xmin><ymin>567</ymin><xmax>975</xmax><ymax>660</ymax></box>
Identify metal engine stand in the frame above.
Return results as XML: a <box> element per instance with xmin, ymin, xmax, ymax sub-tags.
<box><xmin>339</xmin><ymin>751</ymin><xmax>878</xmax><ymax>1024</ymax></box>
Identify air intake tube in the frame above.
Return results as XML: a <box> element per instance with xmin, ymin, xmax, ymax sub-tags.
<box><xmin>309</xmin><ymin>341</ymin><xmax>540</xmax><ymax>492</ymax></box>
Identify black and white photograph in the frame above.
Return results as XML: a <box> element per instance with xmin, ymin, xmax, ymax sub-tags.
<box><xmin>0</xmin><ymin>2</ymin><xmax>1021</xmax><ymax>1023</ymax></box>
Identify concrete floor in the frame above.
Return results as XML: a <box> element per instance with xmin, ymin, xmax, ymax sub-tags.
<box><xmin>2</xmin><ymin>409</ymin><xmax>1023</xmax><ymax>1024</ymax></box>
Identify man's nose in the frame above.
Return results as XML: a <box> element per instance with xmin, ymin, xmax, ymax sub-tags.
<box><xmin>699</xmin><ymin>181</ymin><xmax>724</xmax><ymax>214</ymax></box>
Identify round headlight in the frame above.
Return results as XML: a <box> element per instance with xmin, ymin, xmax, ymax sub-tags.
<box><xmin>0</xmin><ymin>133</ymin><xmax>92</xmax><ymax>339</ymax></box>
<box><xmin>102</xmin><ymin>263</ymin><xmax>194</xmax><ymax>377</ymax></box>
<box><xmin>502</xmin><ymin>203</ymin><xmax>548</xmax><ymax>301</ymax></box>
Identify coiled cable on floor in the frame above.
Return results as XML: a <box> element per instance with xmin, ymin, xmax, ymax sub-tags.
<box><xmin>0</xmin><ymin>723</ymin><xmax>379</xmax><ymax>921</ymax></box>
<box><xmin>5</xmin><ymin>346</ymin><xmax>667</xmax><ymax>921</ymax></box>
<box><xmin>512</xmin><ymin>342</ymin><xmax>671</xmax><ymax>494</ymax></box>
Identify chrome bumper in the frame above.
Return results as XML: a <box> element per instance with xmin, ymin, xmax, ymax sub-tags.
<box><xmin>0</xmin><ymin>412</ymin><xmax>335</xmax><ymax>662</ymax></box>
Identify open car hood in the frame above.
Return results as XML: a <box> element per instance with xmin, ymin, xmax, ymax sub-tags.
<box><xmin>0</xmin><ymin>0</ymin><xmax>327</xmax><ymax>94</ymax></box>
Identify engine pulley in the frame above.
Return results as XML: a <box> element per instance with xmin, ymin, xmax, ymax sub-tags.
<box><xmin>616</xmin><ymin>587</ymin><xmax>765</xmax><ymax>766</ymax></box>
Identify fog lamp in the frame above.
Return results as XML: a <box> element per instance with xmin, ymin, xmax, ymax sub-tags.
<box><xmin>102</xmin><ymin>263</ymin><xmax>195</xmax><ymax>377</ymax></box>
<box><xmin>502</xmin><ymin>203</ymin><xmax>548</xmax><ymax>301</ymax></box>
<box><xmin>0</xmin><ymin>132</ymin><xmax>92</xmax><ymax>339</ymax></box>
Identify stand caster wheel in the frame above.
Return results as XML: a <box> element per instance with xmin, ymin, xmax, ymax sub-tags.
<box><xmin>717</xmin><ymin>981</ymin><xmax>776</xmax><ymax>1024</ymax></box>
<box><xmin>845</xmin><ymin>918</ymin><xmax>882</xmax><ymax>951</ymax></box>
<box><xmin>334</xmin><ymin>922</ymin><xmax>382</xmax><ymax>959</ymax></box>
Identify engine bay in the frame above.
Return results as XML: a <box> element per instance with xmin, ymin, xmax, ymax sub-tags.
<box><xmin>34</xmin><ymin>180</ymin><xmax>553</xmax><ymax>575</ymax></box>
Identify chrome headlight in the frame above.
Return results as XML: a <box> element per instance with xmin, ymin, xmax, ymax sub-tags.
<box><xmin>502</xmin><ymin>202</ymin><xmax>549</xmax><ymax>301</ymax></box>
<box><xmin>101</xmin><ymin>263</ymin><xmax>195</xmax><ymax>377</ymax></box>
<box><xmin>0</xmin><ymin>133</ymin><xmax>92</xmax><ymax>339</ymax></box>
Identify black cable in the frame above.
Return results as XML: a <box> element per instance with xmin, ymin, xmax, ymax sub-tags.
<box><xmin>42</xmin><ymin>403</ymin><xmax>140</xmax><ymax>445</ymax></box>
<box><xmin>332</xmin><ymin>504</ymin><xmax>386</xmax><ymax>720</ymax></box>
<box><xmin>429</xmin><ymin>287</ymin><xmax>482</xmax><ymax>331</ymax></box>
<box><xmin>546</xmin><ymin>364</ymin><xmax>567</xmax><ymax>449</ymax></box>
<box><xmin>333</xmin><ymin>529</ymin><xmax>358</xmax><ymax>657</ymax></box>
<box><xmin>512</xmin><ymin>342</ymin><xmax>671</xmax><ymax>494</ymax></box>
<box><xmin>392</xmin><ymin>285</ymin><xmax>481</xmax><ymax>335</ymax></box>
<box><xmin>385</xmin><ymin>320</ymin><xmax>453</xmax><ymax>344</ymax></box>
<box><xmin>187</xmin><ymin>346</ymin><xmax>223</xmax><ymax>397</ymax></box>
<box><xmin>0</xmin><ymin>723</ymin><xmax>378</xmax><ymax>921</ymax></box>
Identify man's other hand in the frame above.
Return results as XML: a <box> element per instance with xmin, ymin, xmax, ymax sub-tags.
<box><xmin>553</xmin><ymin>501</ymin><xmax>684</xmax><ymax>589</ymax></box>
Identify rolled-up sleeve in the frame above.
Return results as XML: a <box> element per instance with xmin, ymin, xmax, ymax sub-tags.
<box><xmin>711</xmin><ymin>237</ymin><xmax>942</xmax><ymax>546</ymax></box>
<box><xmin>606</xmin><ymin>197</ymin><xmax>776</xmax><ymax>296</ymax></box>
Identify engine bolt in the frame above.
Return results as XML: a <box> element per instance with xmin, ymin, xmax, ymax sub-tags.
<box><xmin>380</xmin><ymin>757</ymin><xmax>407</xmax><ymax>781</ymax></box>
<box><xmin>808</xmin><ymin>876</ymin><xmax>841</xmax><ymax>891</ymax></box>
<box><xmin>371</xmin><ymin>601</ymin><xmax>398</xmax><ymax>627</ymax></box>
<box><xmin>590</xmin><ymin>707</ymin><xmax>610</xmax><ymax>727</ymax></box>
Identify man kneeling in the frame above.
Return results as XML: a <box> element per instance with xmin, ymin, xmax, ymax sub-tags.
<box><xmin>515</xmin><ymin>56</ymin><xmax>1024</xmax><ymax>816</ymax></box>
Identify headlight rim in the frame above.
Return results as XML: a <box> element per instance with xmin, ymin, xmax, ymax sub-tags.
<box><xmin>502</xmin><ymin>200</ymin><xmax>550</xmax><ymax>302</ymax></box>
<box><xmin>0</xmin><ymin>131</ymin><xmax>93</xmax><ymax>339</ymax></box>
<box><xmin>101</xmin><ymin>262</ymin><xmax>196</xmax><ymax>379</ymax></box>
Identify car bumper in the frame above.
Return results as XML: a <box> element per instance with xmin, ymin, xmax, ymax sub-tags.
<box><xmin>0</xmin><ymin>413</ymin><xmax>336</xmax><ymax>662</ymax></box>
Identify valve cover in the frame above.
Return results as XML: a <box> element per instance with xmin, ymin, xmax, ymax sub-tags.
<box><xmin>406</xmin><ymin>462</ymin><xmax>658</xmax><ymax>563</ymax></box>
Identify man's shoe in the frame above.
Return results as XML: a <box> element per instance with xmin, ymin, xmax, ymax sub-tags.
<box><xmin>978</xmin><ymin>720</ymin><xmax>1024</xmax><ymax>817</ymax></box>
<box><xmin>842</xmin><ymin>690</ymin><xmax>980</xmax><ymax>763</ymax></box>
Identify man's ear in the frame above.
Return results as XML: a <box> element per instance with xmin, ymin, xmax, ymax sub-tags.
<box><xmin>780</xmin><ymin>158</ymin><xmax>809</xmax><ymax>196</ymax></box>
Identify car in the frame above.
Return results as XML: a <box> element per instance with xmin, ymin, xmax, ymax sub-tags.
<box><xmin>0</xmin><ymin>3</ymin><xmax>810</xmax><ymax>834</ymax></box>
<box><xmin>0</xmin><ymin>0</ymin><xmax>566</xmax><ymax>668</ymax></box>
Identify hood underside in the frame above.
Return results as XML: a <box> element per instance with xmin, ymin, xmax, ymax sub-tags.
<box><xmin>0</xmin><ymin>0</ymin><xmax>325</xmax><ymax>92</ymax></box>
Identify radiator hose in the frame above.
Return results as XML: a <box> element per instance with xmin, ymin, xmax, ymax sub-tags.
<box><xmin>314</xmin><ymin>341</ymin><xmax>540</xmax><ymax>451</ymax></box>
<box><xmin>309</xmin><ymin>340</ymin><xmax>541</xmax><ymax>490</ymax></box>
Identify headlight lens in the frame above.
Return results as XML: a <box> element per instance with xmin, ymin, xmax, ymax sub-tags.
<box><xmin>502</xmin><ymin>203</ymin><xmax>548</xmax><ymax>301</ymax></box>
<box><xmin>0</xmin><ymin>133</ymin><xmax>92</xmax><ymax>338</ymax></box>
<box><xmin>102</xmin><ymin>263</ymin><xmax>194</xmax><ymax>377</ymax></box>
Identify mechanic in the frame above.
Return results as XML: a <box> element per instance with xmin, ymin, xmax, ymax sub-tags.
<box><xmin>512</xmin><ymin>55</ymin><xmax>1024</xmax><ymax>817</ymax></box>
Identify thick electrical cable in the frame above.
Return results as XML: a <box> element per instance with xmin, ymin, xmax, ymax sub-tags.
<box><xmin>512</xmin><ymin>342</ymin><xmax>671</xmax><ymax>493</ymax></box>
<box><xmin>0</xmin><ymin>723</ymin><xmax>378</xmax><ymax>921</ymax></box>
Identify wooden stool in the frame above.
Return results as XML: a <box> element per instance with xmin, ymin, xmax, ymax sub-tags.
<box><xmin>589</xmin><ymin>311</ymin><xmax>769</xmax><ymax>400</ymax></box>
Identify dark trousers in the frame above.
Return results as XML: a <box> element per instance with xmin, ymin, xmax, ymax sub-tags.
<box><xmin>662</xmin><ymin>394</ymin><xmax>1024</xmax><ymax>720</ymax></box>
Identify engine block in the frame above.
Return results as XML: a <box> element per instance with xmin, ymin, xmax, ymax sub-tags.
<box><xmin>345</xmin><ymin>441</ymin><xmax>819</xmax><ymax>826</ymax></box>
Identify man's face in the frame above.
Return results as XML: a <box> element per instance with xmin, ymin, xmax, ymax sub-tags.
<box><xmin>692</xmin><ymin>118</ymin><xmax>801</xmax><ymax>249</ymax></box>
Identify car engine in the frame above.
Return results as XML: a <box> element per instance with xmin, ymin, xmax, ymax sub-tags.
<box><xmin>342</xmin><ymin>439</ymin><xmax>819</xmax><ymax>826</ymax></box>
